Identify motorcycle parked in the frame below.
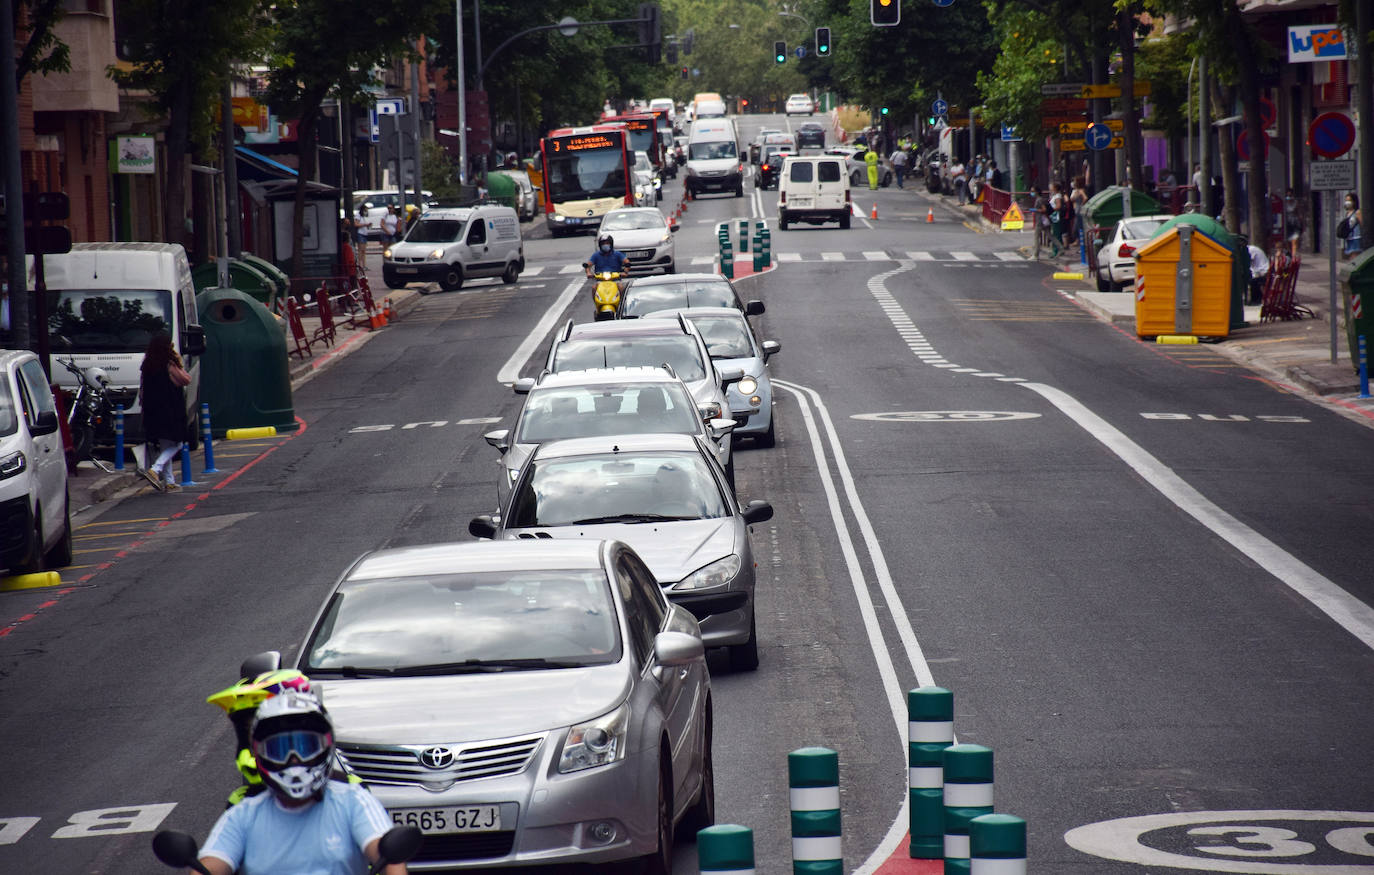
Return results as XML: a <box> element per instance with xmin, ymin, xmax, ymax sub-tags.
<box><xmin>56</xmin><ymin>353</ymin><xmax>115</xmax><ymax>463</ymax></box>
<box><xmin>589</xmin><ymin>270</ymin><xmax>624</xmax><ymax>320</ymax></box>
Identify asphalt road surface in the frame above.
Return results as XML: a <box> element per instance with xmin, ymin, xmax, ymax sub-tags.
<box><xmin>3</xmin><ymin>112</ymin><xmax>1373</xmax><ymax>875</ymax></box>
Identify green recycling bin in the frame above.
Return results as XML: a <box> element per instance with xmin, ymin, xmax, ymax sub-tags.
<box><xmin>196</xmin><ymin>287</ymin><xmax>296</xmax><ymax>437</ymax></box>
<box><xmin>485</xmin><ymin>172</ymin><xmax>519</xmax><ymax>212</ymax></box>
<box><xmin>238</xmin><ymin>254</ymin><xmax>290</xmax><ymax>310</ymax></box>
<box><xmin>1080</xmin><ymin>186</ymin><xmax>1165</xmax><ymax>278</ymax></box>
<box><xmin>191</xmin><ymin>258</ymin><xmax>279</xmax><ymax>309</ymax></box>
<box><xmin>1339</xmin><ymin>247</ymin><xmax>1374</xmax><ymax>370</ymax></box>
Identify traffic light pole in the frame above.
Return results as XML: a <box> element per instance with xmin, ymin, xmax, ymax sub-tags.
<box><xmin>1</xmin><ymin>0</ymin><xmax>29</xmax><ymax>351</ymax></box>
<box><xmin>479</xmin><ymin>16</ymin><xmax>657</xmax><ymax>85</ymax></box>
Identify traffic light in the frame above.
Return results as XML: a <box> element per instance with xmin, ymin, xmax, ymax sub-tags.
<box><xmin>666</xmin><ymin>41</ymin><xmax>678</xmax><ymax>64</ymax></box>
<box><xmin>638</xmin><ymin>3</ymin><xmax>661</xmax><ymax>64</ymax></box>
<box><xmin>871</xmin><ymin>0</ymin><xmax>900</xmax><ymax>27</ymax></box>
<box><xmin>774</xmin><ymin>41</ymin><xmax>786</xmax><ymax>63</ymax></box>
<box><xmin>680</xmin><ymin>66</ymin><xmax>689</xmax><ymax>80</ymax></box>
<box><xmin>816</xmin><ymin>27</ymin><xmax>831</xmax><ymax>56</ymax></box>
<box><xmin>880</xmin><ymin>106</ymin><xmax>890</xmax><ymax>116</ymax></box>
<box><xmin>683</xmin><ymin>28</ymin><xmax>694</xmax><ymax>55</ymax></box>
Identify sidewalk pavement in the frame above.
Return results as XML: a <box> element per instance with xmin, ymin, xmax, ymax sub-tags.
<box><xmin>67</xmin><ymin>250</ymin><xmax>427</xmax><ymax>518</ymax></box>
<box><xmin>914</xmin><ymin>186</ymin><xmax>1367</xmax><ymax>400</ymax></box>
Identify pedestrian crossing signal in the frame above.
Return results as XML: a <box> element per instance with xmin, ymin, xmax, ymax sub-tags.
<box><xmin>680</xmin><ymin>66</ymin><xmax>689</xmax><ymax>79</ymax></box>
<box><xmin>871</xmin><ymin>0</ymin><xmax>899</xmax><ymax>26</ymax></box>
<box><xmin>816</xmin><ymin>27</ymin><xmax>831</xmax><ymax>55</ymax></box>
<box><xmin>774</xmin><ymin>41</ymin><xmax>786</xmax><ymax>63</ymax></box>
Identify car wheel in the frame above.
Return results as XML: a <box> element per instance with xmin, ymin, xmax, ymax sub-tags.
<box><xmin>839</xmin><ymin>211</ymin><xmax>851</xmax><ymax>230</ymax></box>
<box><xmin>1096</xmin><ymin>272</ymin><xmax>1111</xmax><ymax>293</ymax></box>
<box><xmin>382</xmin><ymin>272</ymin><xmax>406</xmax><ymax>291</ymax></box>
<box><xmin>664</xmin><ymin>263</ymin><xmax>676</xmax><ymax>275</ymax></box>
<box><xmin>502</xmin><ymin>262</ymin><xmax>520</xmax><ymax>284</ymax></box>
<box><xmin>638</xmin><ymin>761</ymin><xmax>675</xmax><ymax>875</ymax></box>
<box><xmin>734</xmin><ymin>184</ymin><xmax>743</xmax><ymax>198</ymax></box>
<box><xmin>681</xmin><ymin>706</ymin><xmax>715</xmax><ymax>838</ymax></box>
<box><xmin>16</xmin><ymin>508</ymin><xmax>43</xmax><ymax>574</ymax></box>
<box><xmin>44</xmin><ymin>490</ymin><xmax>73</xmax><ymax>569</ymax></box>
<box><xmin>439</xmin><ymin>265</ymin><xmax>464</xmax><ymax>292</ymax></box>
<box><xmin>728</xmin><ymin>611</ymin><xmax>759</xmax><ymax>672</ymax></box>
<box><xmin>756</xmin><ymin>416</ymin><xmax>776</xmax><ymax>448</ymax></box>
<box><xmin>778</xmin><ymin>212</ymin><xmax>789</xmax><ymax>231</ymax></box>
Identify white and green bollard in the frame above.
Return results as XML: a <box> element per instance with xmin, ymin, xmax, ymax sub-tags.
<box><xmin>789</xmin><ymin>746</ymin><xmax>841</xmax><ymax>875</ymax></box>
<box><xmin>971</xmin><ymin>813</ymin><xmax>1026</xmax><ymax>874</ymax></box>
<box><xmin>739</xmin><ymin>218</ymin><xmax>750</xmax><ymax>252</ymax></box>
<box><xmin>942</xmin><ymin>743</ymin><xmax>994</xmax><ymax>873</ymax></box>
<box><xmin>699</xmin><ymin>824</ymin><xmax>755</xmax><ymax>875</ymax></box>
<box><xmin>908</xmin><ymin>686</ymin><xmax>953</xmax><ymax>858</ymax></box>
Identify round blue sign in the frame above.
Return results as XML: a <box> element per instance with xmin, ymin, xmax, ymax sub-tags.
<box><xmin>933</xmin><ymin>0</ymin><xmax>956</xmax><ymax>6</ymax></box>
<box><xmin>795</xmin><ymin>45</ymin><xmax>806</xmax><ymax>58</ymax></box>
<box><xmin>1085</xmin><ymin>123</ymin><xmax>1113</xmax><ymax>151</ymax></box>
<box><xmin>932</xmin><ymin>99</ymin><xmax>948</xmax><ymax>116</ymax></box>
<box><xmin>1309</xmin><ymin>112</ymin><xmax>1355</xmax><ymax>159</ymax></box>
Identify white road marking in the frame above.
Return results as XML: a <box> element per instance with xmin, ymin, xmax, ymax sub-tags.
<box><xmin>523</xmin><ymin>266</ymin><xmax>544</xmax><ymax>276</ymax></box>
<box><xmin>950</xmin><ymin>251</ymin><xmax>979</xmax><ymax>261</ymax></box>
<box><xmin>863</xmin><ymin>251</ymin><xmax>888</xmax><ymax>260</ymax></box>
<box><xmin>777</xmin><ymin>252</ymin><xmax>802</xmax><ymax>262</ymax></box>
<box><xmin>691</xmin><ymin>256</ymin><xmax>715</xmax><ymax>265</ymax></box>
<box><xmin>821</xmin><ymin>252</ymin><xmax>844</xmax><ymax>261</ymax></box>
<box><xmin>495</xmin><ymin>277</ymin><xmax>584</xmax><ymax>385</ymax></box>
<box><xmin>994</xmin><ymin>251</ymin><xmax>1022</xmax><ymax>261</ymax></box>
<box><xmin>905</xmin><ymin>251</ymin><xmax>936</xmax><ymax>261</ymax></box>
<box><xmin>557</xmin><ymin>264</ymin><xmax>582</xmax><ymax>274</ymax></box>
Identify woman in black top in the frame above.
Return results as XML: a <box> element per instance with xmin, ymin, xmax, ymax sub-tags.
<box><xmin>139</xmin><ymin>332</ymin><xmax>191</xmax><ymax>491</ymax></box>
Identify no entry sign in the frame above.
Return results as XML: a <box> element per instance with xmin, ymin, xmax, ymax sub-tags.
<box><xmin>1308</xmin><ymin>112</ymin><xmax>1355</xmax><ymax>159</ymax></box>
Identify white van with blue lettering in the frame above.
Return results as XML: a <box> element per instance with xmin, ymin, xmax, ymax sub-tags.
<box><xmin>382</xmin><ymin>204</ymin><xmax>524</xmax><ymax>292</ymax></box>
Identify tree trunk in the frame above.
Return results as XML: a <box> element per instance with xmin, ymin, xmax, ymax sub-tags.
<box><xmin>289</xmin><ymin>89</ymin><xmax>328</xmax><ymax>285</ymax></box>
<box><xmin>1118</xmin><ymin>3</ymin><xmax>1144</xmax><ymax>191</ymax></box>
<box><xmin>1224</xmin><ymin>0</ymin><xmax>1268</xmax><ymax>246</ymax></box>
<box><xmin>1213</xmin><ymin>81</ymin><xmax>1242</xmax><ymax>234</ymax></box>
<box><xmin>163</xmin><ymin>72</ymin><xmax>194</xmax><ymax>249</ymax></box>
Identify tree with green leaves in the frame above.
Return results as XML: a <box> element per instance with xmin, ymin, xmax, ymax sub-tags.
<box><xmin>110</xmin><ymin>0</ymin><xmax>271</xmax><ymax>250</ymax></box>
<box><xmin>16</xmin><ymin>0</ymin><xmax>70</xmax><ymax>83</ymax></box>
<box><xmin>263</xmin><ymin>0</ymin><xmax>443</xmax><ymax>281</ymax></box>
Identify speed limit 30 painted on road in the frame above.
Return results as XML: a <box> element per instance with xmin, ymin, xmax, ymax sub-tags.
<box><xmin>1066</xmin><ymin>810</ymin><xmax>1374</xmax><ymax>872</ymax></box>
<box><xmin>852</xmin><ymin>410</ymin><xmax>1043</xmax><ymax>422</ymax></box>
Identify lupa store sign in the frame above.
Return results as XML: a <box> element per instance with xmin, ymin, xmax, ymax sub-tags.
<box><xmin>1287</xmin><ymin>24</ymin><xmax>1347</xmax><ymax>63</ymax></box>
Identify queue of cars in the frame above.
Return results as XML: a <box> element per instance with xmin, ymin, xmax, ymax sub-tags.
<box><xmin>289</xmin><ymin>224</ymin><xmax>782</xmax><ymax>872</ymax></box>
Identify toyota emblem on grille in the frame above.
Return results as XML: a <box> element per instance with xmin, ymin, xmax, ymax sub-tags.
<box><xmin>420</xmin><ymin>746</ymin><xmax>455</xmax><ymax>769</ymax></box>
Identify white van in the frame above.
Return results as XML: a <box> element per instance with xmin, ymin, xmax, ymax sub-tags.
<box><xmin>382</xmin><ymin>204</ymin><xmax>524</xmax><ymax>292</ymax></box>
<box><xmin>777</xmin><ymin>154</ymin><xmax>851</xmax><ymax>229</ymax></box>
<box><xmin>31</xmin><ymin>243</ymin><xmax>206</xmax><ymax>441</ymax></box>
<box><xmin>685</xmin><ymin>118</ymin><xmax>743</xmax><ymax>198</ymax></box>
<box><xmin>0</xmin><ymin>349</ymin><xmax>71</xmax><ymax>574</ymax></box>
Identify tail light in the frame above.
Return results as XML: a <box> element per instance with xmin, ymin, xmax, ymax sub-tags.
<box><xmin>762</xmin><ymin>163</ymin><xmax>771</xmax><ymax>172</ymax></box>
<box><xmin>1119</xmin><ymin>243</ymin><xmax>1136</xmax><ymax>257</ymax></box>
<box><xmin>780</xmin><ymin>190</ymin><xmax>787</xmax><ymax>205</ymax></box>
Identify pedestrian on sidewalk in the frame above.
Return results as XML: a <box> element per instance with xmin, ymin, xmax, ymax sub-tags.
<box><xmin>889</xmin><ymin>146</ymin><xmax>908</xmax><ymax>189</ymax></box>
<box><xmin>951</xmin><ymin>158</ymin><xmax>967</xmax><ymax>204</ymax></box>
<box><xmin>138</xmin><ymin>333</ymin><xmax>191</xmax><ymax>492</ymax></box>
<box><xmin>1242</xmin><ymin>236</ymin><xmax>1269</xmax><ymax>305</ymax></box>
<box><xmin>1338</xmin><ymin>193</ymin><xmax>1362</xmax><ymax>260</ymax></box>
<box><xmin>354</xmin><ymin>203</ymin><xmax>370</xmax><ymax>263</ymax></box>
<box><xmin>381</xmin><ymin>206</ymin><xmax>399</xmax><ymax>246</ymax></box>
<box><xmin>1048</xmin><ymin>182</ymin><xmax>1068</xmax><ymax>252</ymax></box>
<box><xmin>1069</xmin><ymin>176</ymin><xmax>1088</xmax><ymax>249</ymax></box>
<box><xmin>1282</xmin><ymin>189</ymin><xmax>1303</xmax><ymax>258</ymax></box>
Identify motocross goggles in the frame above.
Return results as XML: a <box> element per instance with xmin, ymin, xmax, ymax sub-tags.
<box><xmin>254</xmin><ymin>729</ymin><xmax>332</xmax><ymax>767</ymax></box>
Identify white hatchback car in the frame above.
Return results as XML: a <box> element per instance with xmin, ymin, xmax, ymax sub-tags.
<box><xmin>1095</xmin><ymin>215</ymin><xmax>1170</xmax><ymax>292</ymax></box>
<box><xmin>0</xmin><ymin>349</ymin><xmax>72</xmax><ymax>574</ymax></box>
<box><xmin>599</xmin><ymin>207</ymin><xmax>678</xmax><ymax>275</ymax></box>
<box><xmin>785</xmin><ymin>93</ymin><xmax>814</xmax><ymax>116</ymax></box>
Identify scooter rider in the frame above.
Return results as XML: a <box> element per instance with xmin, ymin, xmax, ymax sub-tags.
<box><xmin>192</xmin><ymin>690</ymin><xmax>406</xmax><ymax>875</ymax></box>
<box><xmin>584</xmin><ymin>232</ymin><xmax>630</xmax><ymax>282</ymax></box>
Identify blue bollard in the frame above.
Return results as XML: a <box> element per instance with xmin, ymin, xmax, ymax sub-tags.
<box><xmin>113</xmin><ymin>404</ymin><xmax>125</xmax><ymax>470</ymax></box>
<box><xmin>1360</xmin><ymin>335</ymin><xmax>1370</xmax><ymax>399</ymax></box>
<box><xmin>179</xmin><ymin>442</ymin><xmax>194</xmax><ymax>486</ymax></box>
<box><xmin>1078</xmin><ymin>226</ymin><xmax>1086</xmax><ymax>265</ymax></box>
<box><xmin>200</xmin><ymin>402</ymin><xmax>219</xmax><ymax>473</ymax></box>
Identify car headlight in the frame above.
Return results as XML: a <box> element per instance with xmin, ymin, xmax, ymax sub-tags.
<box><xmin>660</xmin><ymin>233</ymin><xmax>672</xmax><ymax>244</ymax></box>
<box><xmin>382</xmin><ymin>247</ymin><xmax>393</xmax><ymax>259</ymax></box>
<box><xmin>736</xmin><ymin>376</ymin><xmax>758</xmax><ymax>396</ymax></box>
<box><xmin>559</xmin><ymin>702</ymin><xmax>629</xmax><ymax>773</ymax></box>
<box><xmin>0</xmin><ymin>450</ymin><xmax>27</xmax><ymax>480</ymax></box>
<box><xmin>427</xmin><ymin>249</ymin><xmax>445</xmax><ymax>260</ymax></box>
<box><xmin>551</xmin><ymin>214</ymin><xmax>567</xmax><ymax>223</ymax></box>
<box><xmin>672</xmin><ymin>554</ymin><xmax>742</xmax><ymax>591</ymax></box>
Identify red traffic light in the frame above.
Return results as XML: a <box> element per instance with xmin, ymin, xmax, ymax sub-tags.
<box><xmin>871</xmin><ymin>0</ymin><xmax>899</xmax><ymax>26</ymax></box>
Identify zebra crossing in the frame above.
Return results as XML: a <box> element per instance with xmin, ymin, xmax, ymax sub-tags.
<box><xmin>516</xmin><ymin>250</ymin><xmax>1027</xmax><ymax>277</ymax></box>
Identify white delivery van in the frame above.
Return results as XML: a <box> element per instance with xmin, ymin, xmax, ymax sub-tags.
<box><xmin>31</xmin><ymin>243</ymin><xmax>206</xmax><ymax>442</ymax></box>
<box><xmin>777</xmin><ymin>154</ymin><xmax>852</xmax><ymax>229</ymax></box>
<box><xmin>685</xmin><ymin>118</ymin><xmax>743</xmax><ymax>198</ymax></box>
<box><xmin>382</xmin><ymin>204</ymin><xmax>524</xmax><ymax>292</ymax></box>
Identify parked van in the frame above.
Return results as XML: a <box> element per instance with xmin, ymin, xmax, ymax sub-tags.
<box><xmin>382</xmin><ymin>204</ymin><xmax>524</xmax><ymax>292</ymax></box>
<box><xmin>0</xmin><ymin>349</ymin><xmax>71</xmax><ymax>574</ymax></box>
<box><xmin>777</xmin><ymin>154</ymin><xmax>851</xmax><ymax>229</ymax></box>
<box><xmin>685</xmin><ymin>118</ymin><xmax>743</xmax><ymax>198</ymax></box>
<box><xmin>31</xmin><ymin>242</ymin><xmax>206</xmax><ymax>442</ymax></box>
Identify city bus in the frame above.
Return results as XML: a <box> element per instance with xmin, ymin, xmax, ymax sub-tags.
<box><xmin>539</xmin><ymin>125</ymin><xmax>634</xmax><ymax>236</ymax></box>
<box><xmin>602</xmin><ymin>113</ymin><xmax>663</xmax><ymax>171</ymax></box>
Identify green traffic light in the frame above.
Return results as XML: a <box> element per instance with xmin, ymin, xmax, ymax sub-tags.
<box><xmin>881</xmin><ymin>107</ymin><xmax>889</xmax><ymax>115</ymax></box>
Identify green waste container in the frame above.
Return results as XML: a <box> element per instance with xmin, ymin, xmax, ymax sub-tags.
<box><xmin>485</xmin><ymin>172</ymin><xmax>519</xmax><ymax>212</ymax></box>
<box><xmin>1339</xmin><ymin>247</ymin><xmax>1374</xmax><ymax>370</ymax></box>
<box><xmin>238</xmin><ymin>254</ymin><xmax>291</xmax><ymax>310</ymax></box>
<box><xmin>196</xmin><ymin>287</ymin><xmax>296</xmax><ymax>436</ymax></box>
<box><xmin>1149</xmin><ymin>213</ymin><xmax>1248</xmax><ymax>331</ymax></box>
<box><xmin>191</xmin><ymin>258</ymin><xmax>280</xmax><ymax>310</ymax></box>
<box><xmin>1080</xmin><ymin>186</ymin><xmax>1165</xmax><ymax>278</ymax></box>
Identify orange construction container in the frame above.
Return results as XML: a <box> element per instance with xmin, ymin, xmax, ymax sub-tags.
<box><xmin>1134</xmin><ymin>222</ymin><xmax>1236</xmax><ymax>339</ymax></box>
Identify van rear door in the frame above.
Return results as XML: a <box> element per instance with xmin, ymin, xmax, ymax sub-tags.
<box><xmin>816</xmin><ymin>158</ymin><xmax>847</xmax><ymax>212</ymax></box>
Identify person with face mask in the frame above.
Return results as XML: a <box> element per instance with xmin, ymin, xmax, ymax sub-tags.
<box><xmin>1339</xmin><ymin>193</ymin><xmax>1362</xmax><ymax>260</ymax></box>
<box><xmin>585</xmin><ymin>233</ymin><xmax>630</xmax><ymax>278</ymax></box>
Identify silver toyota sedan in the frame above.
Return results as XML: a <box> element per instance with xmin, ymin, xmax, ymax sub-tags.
<box><xmin>296</xmin><ymin>539</ymin><xmax>712</xmax><ymax>872</ymax></box>
<box><xmin>470</xmin><ymin>433</ymin><xmax>774</xmax><ymax>671</ymax></box>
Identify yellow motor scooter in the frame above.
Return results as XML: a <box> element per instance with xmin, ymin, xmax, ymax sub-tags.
<box><xmin>589</xmin><ymin>269</ymin><xmax>625</xmax><ymax>320</ymax></box>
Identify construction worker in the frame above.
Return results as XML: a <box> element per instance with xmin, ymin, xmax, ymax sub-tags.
<box><xmin>865</xmin><ymin>145</ymin><xmax>880</xmax><ymax>191</ymax></box>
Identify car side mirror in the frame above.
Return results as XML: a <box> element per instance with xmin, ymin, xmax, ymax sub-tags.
<box><xmin>654</xmin><ymin>631</ymin><xmax>705</xmax><ymax>667</ymax></box>
<box><xmin>239</xmin><ymin>651</ymin><xmax>282</xmax><ymax>680</ymax></box>
<box><xmin>698</xmin><ymin>402</ymin><xmax>722</xmax><ymax>423</ymax></box>
<box><xmin>152</xmin><ymin>831</ymin><xmax>211</xmax><ymax>874</ymax></box>
<box><xmin>512</xmin><ymin>378</ymin><xmax>535</xmax><ymax>395</ymax></box>
<box><xmin>717</xmin><ymin>367</ymin><xmax>744</xmax><ymax>387</ymax></box>
<box><xmin>483</xmin><ymin>429</ymin><xmax>510</xmax><ymax>451</ymax></box>
<box><xmin>744</xmin><ymin>300</ymin><xmax>765</xmax><ymax>316</ymax></box>
<box><xmin>741</xmin><ymin>500</ymin><xmax>773</xmax><ymax>525</ymax></box>
<box><xmin>181</xmin><ymin>324</ymin><xmax>207</xmax><ymax>357</ymax></box>
<box><xmin>761</xmin><ymin>340</ymin><xmax>780</xmax><ymax>361</ymax></box>
<box><xmin>468</xmin><ymin>515</ymin><xmax>497</xmax><ymax>540</ymax></box>
<box><xmin>707</xmin><ymin>418</ymin><xmax>737</xmax><ymax>441</ymax></box>
<box><xmin>30</xmin><ymin>408</ymin><xmax>59</xmax><ymax>437</ymax></box>
<box><xmin>669</xmin><ymin>223</ymin><xmax>680</xmax><ymax>232</ymax></box>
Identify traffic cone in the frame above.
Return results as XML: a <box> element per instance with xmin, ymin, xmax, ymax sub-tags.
<box><xmin>383</xmin><ymin>297</ymin><xmax>396</xmax><ymax>323</ymax></box>
<box><xmin>871</xmin><ymin>202</ymin><xmax>879</xmax><ymax>220</ymax></box>
<box><xmin>369</xmin><ymin>306</ymin><xmax>385</xmax><ymax>329</ymax></box>
<box><xmin>926</xmin><ymin>208</ymin><xmax>935</xmax><ymax>223</ymax></box>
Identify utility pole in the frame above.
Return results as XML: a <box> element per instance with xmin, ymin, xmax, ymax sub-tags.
<box><xmin>222</xmin><ymin>81</ymin><xmax>241</xmax><ymax>260</ymax></box>
<box><xmin>2</xmin><ymin>0</ymin><xmax>29</xmax><ymax>351</ymax></box>
<box><xmin>1198</xmin><ymin>55</ymin><xmax>1211</xmax><ymax>217</ymax></box>
<box><xmin>456</xmin><ymin>0</ymin><xmax>468</xmax><ymax>185</ymax></box>
<box><xmin>410</xmin><ymin>44</ymin><xmax>424</xmax><ymax>208</ymax></box>
<box><xmin>1358</xmin><ymin>0</ymin><xmax>1372</xmax><ymax>255</ymax></box>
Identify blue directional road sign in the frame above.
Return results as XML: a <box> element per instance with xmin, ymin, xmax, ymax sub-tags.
<box><xmin>933</xmin><ymin>0</ymin><xmax>955</xmax><ymax>6</ymax></box>
<box><xmin>1084</xmin><ymin>122</ymin><xmax>1114</xmax><ymax>151</ymax></box>
<box><xmin>795</xmin><ymin>45</ymin><xmax>806</xmax><ymax>58</ymax></box>
<box><xmin>1000</xmin><ymin>123</ymin><xmax>1021</xmax><ymax>142</ymax></box>
<box><xmin>932</xmin><ymin>98</ymin><xmax>949</xmax><ymax>117</ymax></box>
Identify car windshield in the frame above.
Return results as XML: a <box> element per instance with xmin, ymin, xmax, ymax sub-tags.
<box><xmin>1123</xmin><ymin>218</ymin><xmax>1167</xmax><ymax>240</ymax></box>
<box><xmin>622</xmin><ymin>283</ymin><xmax>735</xmax><ymax>317</ymax></box>
<box><xmin>553</xmin><ymin>337</ymin><xmax>707</xmax><ymax>381</ymax></box>
<box><xmin>404</xmin><ymin>219</ymin><xmax>464</xmax><ymax>243</ymax></box>
<box><xmin>0</xmin><ymin>377</ymin><xmax>17</xmax><ymax>437</ymax></box>
<box><xmin>690</xmin><ymin>141</ymin><xmax>737</xmax><ymax>160</ymax></box>
<box><xmin>45</xmin><ymin>289</ymin><xmax>173</xmax><ymax>353</ymax></box>
<box><xmin>509</xmin><ymin>451</ymin><xmax>728</xmax><ymax>527</ymax></box>
<box><xmin>687</xmin><ymin>314</ymin><xmax>754</xmax><ymax>359</ymax></box>
<box><xmin>303</xmin><ymin>570</ymin><xmax>621</xmax><ymax>674</ymax></box>
<box><xmin>601</xmin><ymin>211</ymin><xmax>666</xmax><ymax>231</ymax></box>
<box><xmin>517</xmin><ymin>384</ymin><xmax>699</xmax><ymax>443</ymax></box>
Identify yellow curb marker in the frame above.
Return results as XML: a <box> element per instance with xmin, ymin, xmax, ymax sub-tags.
<box><xmin>1156</xmin><ymin>335</ymin><xmax>1200</xmax><ymax>345</ymax></box>
<box><xmin>0</xmin><ymin>571</ymin><xmax>63</xmax><ymax>591</ymax></box>
<box><xmin>226</xmin><ymin>426</ymin><xmax>277</xmax><ymax>440</ymax></box>
<box><xmin>1052</xmin><ymin>272</ymin><xmax>1084</xmax><ymax>280</ymax></box>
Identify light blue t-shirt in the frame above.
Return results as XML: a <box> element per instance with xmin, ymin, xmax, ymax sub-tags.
<box><xmin>200</xmin><ymin>782</ymin><xmax>393</xmax><ymax>875</ymax></box>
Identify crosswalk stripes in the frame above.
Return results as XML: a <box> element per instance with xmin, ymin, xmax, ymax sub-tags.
<box><xmin>905</xmin><ymin>251</ymin><xmax>936</xmax><ymax>261</ymax></box>
<box><xmin>777</xmin><ymin>252</ymin><xmax>803</xmax><ymax>262</ymax></box>
<box><xmin>518</xmin><ymin>250</ymin><xmax>1029</xmax><ymax>275</ymax></box>
<box><xmin>690</xmin><ymin>256</ymin><xmax>715</xmax><ymax>265</ymax></box>
<box><xmin>951</xmin><ymin>251</ymin><xmax>979</xmax><ymax>261</ymax></box>
<box><xmin>862</xmin><ymin>251</ymin><xmax>887</xmax><ymax>260</ymax></box>
<box><xmin>994</xmin><ymin>252</ymin><xmax>1022</xmax><ymax>261</ymax></box>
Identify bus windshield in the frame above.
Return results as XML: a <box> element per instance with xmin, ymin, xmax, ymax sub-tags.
<box><xmin>546</xmin><ymin>138</ymin><xmax>628</xmax><ymax>202</ymax></box>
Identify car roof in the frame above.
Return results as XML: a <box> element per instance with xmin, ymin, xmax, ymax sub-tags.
<box><xmin>624</xmin><ymin>272</ymin><xmax>732</xmax><ymax>288</ymax></box>
<box><xmin>604</xmin><ymin>206</ymin><xmax>664</xmax><ymax>217</ymax></box>
<box><xmin>417</xmin><ymin>207</ymin><xmax>475</xmax><ymax>221</ymax></box>
<box><xmin>566</xmin><ymin>318</ymin><xmax>689</xmax><ymax>339</ymax></box>
<box><xmin>534</xmin><ymin>366</ymin><xmax>679</xmax><ymax>388</ymax></box>
<box><xmin>533</xmin><ymin>432</ymin><xmax>702</xmax><ymax>460</ymax></box>
<box><xmin>661</xmin><ymin>306</ymin><xmax>749</xmax><ymax>322</ymax></box>
<box><xmin>346</xmin><ymin>539</ymin><xmax>606</xmax><ymax>581</ymax></box>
